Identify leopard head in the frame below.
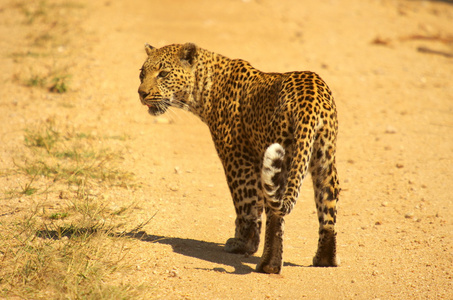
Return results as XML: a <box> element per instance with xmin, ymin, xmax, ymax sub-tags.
<box><xmin>138</xmin><ymin>43</ymin><xmax>197</xmax><ymax>116</ymax></box>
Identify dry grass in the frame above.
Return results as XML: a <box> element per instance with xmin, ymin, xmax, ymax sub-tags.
<box><xmin>0</xmin><ymin>2</ymin><xmax>153</xmax><ymax>298</ymax></box>
<box><xmin>17</xmin><ymin>118</ymin><xmax>135</xmax><ymax>187</ymax></box>
<box><xmin>9</xmin><ymin>0</ymin><xmax>85</xmax><ymax>94</ymax></box>
<box><xmin>0</xmin><ymin>119</ymin><xmax>148</xmax><ymax>299</ymax></box>
<box><xmin>0</xmin><ymin>208</ymin><xmax>141</xmax><ymax>299</ymax></box>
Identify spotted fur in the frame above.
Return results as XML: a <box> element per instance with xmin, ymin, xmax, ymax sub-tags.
<box><xmin>138</xmin><ymin>43</ymin><xmax>340</xmax><ymax>274</ymax></box>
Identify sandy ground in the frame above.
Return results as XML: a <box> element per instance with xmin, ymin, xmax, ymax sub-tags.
<box><xmin>1</xmin><ymin>0</ymin><xmax>452</xmax><ymax>299</ymax></box>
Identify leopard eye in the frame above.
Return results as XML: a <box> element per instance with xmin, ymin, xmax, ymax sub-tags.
<box><xmin>139</xmin><ymin>68</ymin><xmax>145</xmax><ymax>81</ymax></box>
<box><xmin>158</xmin><ymin>70</ymin><xmax>169</xmax><ymax>78</ymax></box>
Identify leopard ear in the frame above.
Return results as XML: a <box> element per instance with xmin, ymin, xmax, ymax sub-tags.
<box><xmin>180</xmin><ymin>43</ymin><xmax>197</xmax><ymax>66</ymax></box>
<box><xmin>145</xmin><ymin>43</ymin><xmax>155</xmax><ymax>55</ymax></box>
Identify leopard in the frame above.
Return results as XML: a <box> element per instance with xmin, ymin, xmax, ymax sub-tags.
<box><xmin>137</xmin><ymin>43</ymin><xmax>340</xmax><ymax>274</ymax></box>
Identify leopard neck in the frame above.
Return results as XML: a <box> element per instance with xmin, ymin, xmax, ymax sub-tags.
<box><xmin>188</xmin><ymin>48</ymin><xmax>231</xmax><ymax>123</ymax></box>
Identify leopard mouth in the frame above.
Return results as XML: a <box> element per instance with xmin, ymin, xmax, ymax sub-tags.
<box><xmin>147</xmin><ymin>103</ymin><xmax>169</xmax><ymax>116</ymax></box>
<box><xmin>144</xmin><ymin>98</ymin><xmax>170</xmax><ymax>116</ymax></box>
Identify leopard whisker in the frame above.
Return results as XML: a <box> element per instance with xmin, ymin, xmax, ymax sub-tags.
<box><xmin>164</xmin><ymin>99</ymin><xmax>192</xmax><ymax>121</ymax></box>
<box><xmin>170</xmin><ymin>99</ymin><xmax>190</xmax><ymax>111</ymax></box>
<box><xmin>173</xmin><ymin>100</ymin><xmax>194</xmax><ymax>121</ymax></box>
<box><xmin>157</xmin><ymin>102</ymin><xmax>167</xmax><ymax>115</ymax></box>
<box><xmin>165</xmin><ymin>106</ymin><xmax>179</xmax><ymax>123</ymax></box>
<box><xmin>173</xmin><ymin>106</ymin><xmax>192</xmax><ymax>122</ymax></box>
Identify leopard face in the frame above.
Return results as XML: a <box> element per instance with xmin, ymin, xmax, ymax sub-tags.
<box><xmin>138</xmin><ymin>43</ymin><xmax>196</xmax><ymax>116</ymax></box>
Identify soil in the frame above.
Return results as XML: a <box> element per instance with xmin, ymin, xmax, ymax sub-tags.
<box><xmin>1</xmin><ymin>0</ymin><xmax>452</xmax><ymax>299</ymax></box>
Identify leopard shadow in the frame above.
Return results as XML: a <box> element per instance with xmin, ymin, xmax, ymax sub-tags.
<box><xmin>127</xmin><ymin>232</ymin><xmax>303</xmax><ymax>275</ymax></box>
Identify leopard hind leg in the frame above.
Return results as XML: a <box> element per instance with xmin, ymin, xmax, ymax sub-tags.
<box><xmin>310</xmin><ymin>134</ymin><xmax>340</xmax><ymax>267</ymax></box>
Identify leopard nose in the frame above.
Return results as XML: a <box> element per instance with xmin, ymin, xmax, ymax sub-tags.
<box><xmin>138</xmin><ymin>89</ymin><xmax>149</xmax><ymax>100</ymax></box>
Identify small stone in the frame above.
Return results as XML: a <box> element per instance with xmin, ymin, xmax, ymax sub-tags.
<box><xmin>351</xmin><ymin>279</ymin><xmax>356</xmax><ymax>283</ymax></box>
<box><xmin>174</xmin><ymin>167</ymin><xmax>181</xmax><ymax>174</ymax></box>
<box><xmin>375</xmin><ymin>221</ymin><xmax>382</xmax><ymax>225</ymax></box>
<box><xmin>385</xmin><ymin>126</ymin><xmax>397</xmax><ymax>134</ymax></box>
<box><xmin>405</xmin><ymin>212</ymin><xmax>414</xmax><ymax>219</ymax></box>
<box><xmin>372</xmin><ymin>270</ymin><xmax>379</xmax><ymax>276</ymax></box>
<box><xmin>381</xmin><ymin>201</ymin><xmax>388</xmax><ymax>207</ymax></box>
<box><xmin>169</xmin><ymin>185</ymin><xmax>179</xmax><ymax>192</ymax></box>
<box><xmin>168</xmin><ymin>269</ymin><xmax>179</xmax><ymax>277</ymax></box>
<box><xmin>59</xmin><ymin>191</ymin><xmax>69</xmax><ymax>199</ymax></box>
<box><xmin>396</xmin><ymin>163</ymin><xmax>404</xmax><ymax>169</ymax></box>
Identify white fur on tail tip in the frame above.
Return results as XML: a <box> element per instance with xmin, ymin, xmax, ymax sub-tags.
<box><xmin>262</xmin><ymin>143</ymin><xmax>285</xmax><ymax>197</ymax></box>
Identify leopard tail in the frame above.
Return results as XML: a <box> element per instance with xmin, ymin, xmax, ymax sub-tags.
<box><xmin>262</xmin><ymin>129</ymin><xmax>315</xmax><ymax>217</ymax></box>
<box><xmin>261</xmin><ymin>143</ymin><xmax>287</xmax><ymax>211</ymax></box>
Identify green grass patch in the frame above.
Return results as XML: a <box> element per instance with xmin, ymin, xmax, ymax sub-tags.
<box><xmin>49</xmin><ymin>75</ymin><xmax>70</xmax><ymax>93</ymax></box>
<box><xmin>20</xmin><ymin>176</ymin><xmax>39</xmax><ymax>196</ymax></box>
<box><xmin>22</xmin><ymin>71</ymin><xmax>71</xmax><ymax>93</ymax></box>
<box><xmin>48</xmin><ymin>212</ymin><xmax>68</xmax><ymax>220</ymax></box>
<box><xmin>24</xmin><ymin>120</ymin><xmax>60</xmax><ymax>152</ymax></box>
<box><xmin>25</xmin><ymin>74</ymin><xmax>47</xmax><ymax>88</ymax></box>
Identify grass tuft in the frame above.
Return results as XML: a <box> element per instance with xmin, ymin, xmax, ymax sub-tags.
<box><xmin>24</xmin><ymin>119</ymin><xmax>59</xmax><ymax>153</ymax></box>
<box><xmin>49</xmin><ymin>75</ymin><xmax>70</xmax><ymax>93</ymax></box>
<box><xmin>26</xmin><ymin>74</ymin><xmax>47</xmax><ymax>88</ymax></box>
<box><xmin>49</xmin><ymin>212</ymin><xmax>68</xmax><ymax>220</ymax></box>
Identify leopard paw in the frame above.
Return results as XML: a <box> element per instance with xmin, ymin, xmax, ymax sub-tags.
<box><xmin>224</xmin><ymin>238</ymin><xmax>248</xmax><ymax>254</ymax></box>
<box><xmin>313</xmin><ymin>254</ymin><xmax>340</xmax><ymax>267</ymax></box>
<box><xmin>256</xmin><ymin>260</ymin><xmax>282</xmax><ymax>274</ymax></box>
<box><xmin>225</xmin><ymin>237</ymin><xmax>259</xmax><ymax>255</ymax></box>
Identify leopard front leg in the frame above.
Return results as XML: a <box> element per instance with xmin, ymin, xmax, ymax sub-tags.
<box><xmin>223</xmin><ymin>162</ymin><xmax>264</xmax><ymax>255</ymax></box>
